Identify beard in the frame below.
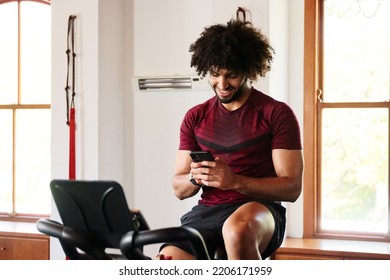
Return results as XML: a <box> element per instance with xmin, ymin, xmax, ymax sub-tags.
<box><xmin>211</xmin><ymin>78</ymin><xmax>248</xmax><ymax>104</ymax></box>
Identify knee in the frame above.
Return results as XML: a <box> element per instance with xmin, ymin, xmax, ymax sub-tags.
<box><xmin>222</xmin><ymin>218</ymin><xmax>257</xmax><ymax>245</ymax></box>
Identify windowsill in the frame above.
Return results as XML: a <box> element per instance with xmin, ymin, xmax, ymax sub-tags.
<box><xmin>0</xmin><ymin>221</ymin><xmax>44</xmax><ymax>237</ymax></box>
<box><xmin>273</xmin><ymin>237</ymin><xmax>390</xmax><ymax>260</ymax></box>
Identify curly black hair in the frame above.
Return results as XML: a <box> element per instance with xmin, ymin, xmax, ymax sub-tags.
<box><xmin>189</xmin><ymin>20</ymin><xmax>274</xmax><ymax>81</ymax></box>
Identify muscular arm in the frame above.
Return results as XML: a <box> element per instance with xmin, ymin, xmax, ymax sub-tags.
<box><xmin>234</xmin><ymin>149</ymin><xmax>303</xmax><ymax>202</ymax></box>
<box><xmin>192</xmin><ymin>149</ymin><xmax>303</xmax><ymax>202</ymax></box>
<box><xmin>171</xmin><ymin>150</ymin><xmax>201</xmax><ymax>200</ymax></box>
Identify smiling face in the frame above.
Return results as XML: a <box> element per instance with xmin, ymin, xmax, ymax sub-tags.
<box><xmin>209</xmin><ymin>68</ymin><xmax>250</xmax><ymax>108</ymax></box>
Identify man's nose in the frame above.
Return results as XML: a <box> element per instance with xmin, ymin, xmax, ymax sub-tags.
<box><xmin>217</xmin><ymin>76</ymin><xmax>228</xmax><ymax>89</ymax></box>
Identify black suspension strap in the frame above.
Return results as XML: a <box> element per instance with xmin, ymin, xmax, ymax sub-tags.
<box><xmin>65</xmin><ymin>15</ymin><xmax>77</xmax><ymax>180</ymax></box>
<box><xmin>65</xmin><ymin>15</ymin><xmax>76</xmax><ymax>125</ymax></box>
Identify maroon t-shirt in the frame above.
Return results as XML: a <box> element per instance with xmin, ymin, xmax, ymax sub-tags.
<box><xmin>179</xmin><ymin>88</ymin><xmax>302</xmax><ymax>206</ymax></box>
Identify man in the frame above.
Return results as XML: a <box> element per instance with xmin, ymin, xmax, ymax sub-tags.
<box><xmin>159</xmin><ymin>20</ymin><xmax>303</xmax><ymax>260</ymax></box>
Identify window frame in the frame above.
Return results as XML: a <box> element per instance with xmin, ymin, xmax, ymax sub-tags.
<box><xmin>303</xmin><ymin>0</ymin><xmax>390</xmax><ymax>242</ymax></box>
<box><xmin>0</xmin><ymin>0</ymin><xmax>51</xmax><ymax>222</ymax></box>
<box><xmin>0</xmin><ymin>0</ymin><xmax>50</xmax><ymax>4</ymax></box>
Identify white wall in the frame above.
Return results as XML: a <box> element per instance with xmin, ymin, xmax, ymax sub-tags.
<box><xmin>285</xmin><ymin>0</ymin><xmax>305</xmax><ymax>238</ymax></box>
<box><xmin>50</xmin><ymin>0</ymin><xmax>304</xmax><ymax>259</ymax></box>
<box><xmin>51</xmin><ymin>0</ymin><xmax>129</xmax><ymax>259</ymax></box>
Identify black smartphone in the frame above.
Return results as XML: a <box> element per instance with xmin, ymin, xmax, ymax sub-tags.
<box><xmin>190</xmin><ymin>151</ymin><xmax>215</xmax><ymax>162</ymax></box>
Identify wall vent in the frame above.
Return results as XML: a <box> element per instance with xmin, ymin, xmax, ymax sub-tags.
<box><xmin>138</xmin><ymin>77</ymin><xmax>192</xmax><ymax>90</ymax></box>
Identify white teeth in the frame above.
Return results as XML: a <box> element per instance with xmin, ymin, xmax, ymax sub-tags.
<box><xmin>220</xmin><ymin>89</ymin><xmax>232</xmax><ymax>93</ymax></box>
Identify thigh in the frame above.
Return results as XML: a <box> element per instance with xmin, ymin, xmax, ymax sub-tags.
<box><xmin>161</xmin><ymin>204</ymin><xmax>227</xmax><ymax>257</ymax></box>
<box><xmin>223</xmin><ymin>201</ymin><xmax>276</xmax><ymax>254</ymax></box>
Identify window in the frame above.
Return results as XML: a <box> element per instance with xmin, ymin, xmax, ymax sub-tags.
<box><xmin>0</xmin><ymin>0</ymin><xmax>51</xmax><ymax>220</ymax></box>
<box><xmin>304</xmin><ymin>0</ymin><xmax>390</xmax><ymax>241</ymax></box>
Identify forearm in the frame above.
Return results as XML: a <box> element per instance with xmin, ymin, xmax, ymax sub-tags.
<box><xmin>172</xmin><ymin>173</ymin><xmax>201</xmax><ymax>200</ymax></box>
<box><xmin>232</xmin><ymin>173</ymin><xmax>302</xmax><ymax>202</ymax></box>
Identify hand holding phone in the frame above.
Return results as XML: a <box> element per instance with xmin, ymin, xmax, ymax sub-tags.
<box><xmin>189</xmin><ymin>151</ymin><xmax>214</xmax><ymax>187</ymax></box>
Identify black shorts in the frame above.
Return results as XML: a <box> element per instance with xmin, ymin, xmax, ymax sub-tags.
<box><xmin>160</xmin><ymin>201</ymin><xmax>286</xmax><ymax>259</ymax></box>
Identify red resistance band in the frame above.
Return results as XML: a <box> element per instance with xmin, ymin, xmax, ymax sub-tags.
<box><xmin>68</xmin><ymin>107</ymin><xmax>76</xmax><ymax>180</ymax></box>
